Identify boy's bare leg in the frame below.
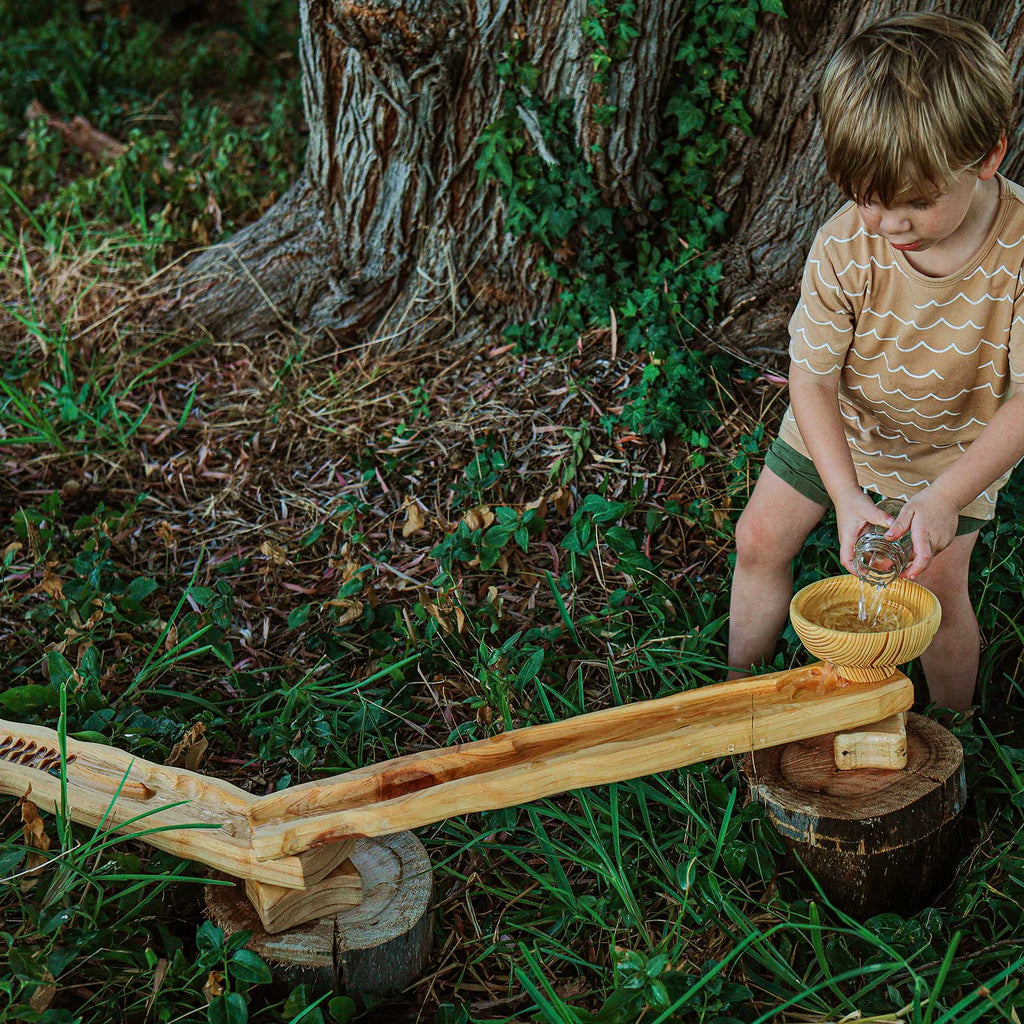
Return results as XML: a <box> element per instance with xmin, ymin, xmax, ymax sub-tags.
<box><xmin>728</xmin><ymin>467</ymin><xmax>828</xmax><ymax>678</ymax></box>
<box><xmin>913</xmin><ymin>531</ymin><xmax>981</xmax><ymax>712</ymax></box>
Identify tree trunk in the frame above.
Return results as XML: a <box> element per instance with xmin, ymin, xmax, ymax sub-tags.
<box><xmin>713</xmin><ymin>0</ymin><xmax>1024</xmax><ymax>361</ymax></box>
<box><xmin>175</xmin><ymin>0</ymin><xmax>685</xmax><ymax>345</ymax></box>
<box><xmin>174</xmin><ymin>0</ymin><xmax>1024</xmax><ymax>357</ymax></box>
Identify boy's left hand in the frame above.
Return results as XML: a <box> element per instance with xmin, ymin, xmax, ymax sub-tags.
<box><xmin>885</xmin><ymin>488</ymin><xmax>960</xmax><ymax>578</ymax></box>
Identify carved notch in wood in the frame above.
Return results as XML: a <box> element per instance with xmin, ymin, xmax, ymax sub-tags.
<box><xmin>0</xmin><ymin>734</ymin><xmax>75</xmax><ymax>776</ymax></box>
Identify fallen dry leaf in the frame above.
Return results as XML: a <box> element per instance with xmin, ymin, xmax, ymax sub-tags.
<box><xmin>21</xmin><ymin>799</ymin><xmax>50</xmax><ymax>853</ymax></box>
<box><xmin>550</xmin><ymin>487</ymin><xmax>572</xmax><ymax>517</ymax></box>
<box><xmin>260</xmin><ymin>540</ymin><xmax>289</xmax><ymax>566</ymax></box>
<box><xmin>422</xmin><ymin>602</ymin><xmax>451</xmax><ymax>633</ymax></box>
<box><xmin>167</xmin><ymin>722</ymin><xmax>208</xmax><ymax>771</ymax></box>
<box><xmin>324</xmin><ymin>598</ymin><xmax>364</xmax><ymax>626</ymax></box>
<box><xmin>26</xmin><ymin>100</ymin><xmax>127</xmax><ymax>160</ymax></box>
<box><xmin>155</xmin><ymin>521</ymin><xmax>178</xmax><ymax>549</ymax></box>
<box><xmin>20</xmin><ymin>798</ymin><xmax>51</xmax><ymax>889</ymax></box>
<box><xmin>462</xmin><ymin>506</ymin><xmax>495</xmax><ymax>531</ymax></box>
<box><xmin>145</xmin><ymin>956</ymin><xmax>170</xmax><ymax>1020</ymax></box>
<box><xmin>203</xmin><ymin>970</ymin><xmax>225</xmax><ymax>1003</ymax></box>
<box><xmin>28</xmin><ymin>567</ymin><xmax>64</xmax><ymax>602</ymax></box>
<box><xmin>402</xmin><ymin>500</ymin><xmax>427</xmax><ymax>537</ymax></box>
<box><xmin>28</xmin><ymin>969</ymin><xmax>56</xmax><ymax>1013</ymax></box>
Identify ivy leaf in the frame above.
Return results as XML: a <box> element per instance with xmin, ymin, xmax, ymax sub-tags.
<box><xmin>667</xmin><ymin>97</ymin><xmax>705</xmax><ymax>136</ymax></box>
<box><xmin>207</xmin><ymin>992</ymin><xmax>248</xmax><ymax>1024</ymax></box>
<box><xmin>288</xmin><ymin>603</ymin><xmax>313</xmax><ymax>628</ymax></box>
<box><xmin>493</xmin><ymin>150</ymin><xmax>514</xmax><ymax>188</ymax></box>
<box><xmin>196</xmin><ymin>921</ymin><xmax>224</xmax><ymax>954</ymax></box>
<box><xmin>329</xmin><ymin>996</ymin><xmax>358</xmax><ymax>1022</ymax></box>
<box><xmin>228</xmin><ymin>949</ymin><xmax>272</xmax><ymax>985</ymax></box>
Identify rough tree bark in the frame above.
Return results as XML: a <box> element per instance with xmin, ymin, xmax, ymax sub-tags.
<box><xmin>714</xmin><ymin>0</ymin><xmax>1024</xmax><ymax>361</ymax></box>
<box><xmin>174</xmin><ymin>0</ymin><xmax>1024</xmax><ymax>357</ymax></box>
<box><xmin>176</xmin><ymin>0</ymin><xmax>687</xmax><ymax>346</ymax></box>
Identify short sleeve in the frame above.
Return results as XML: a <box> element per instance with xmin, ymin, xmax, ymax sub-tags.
<box><xmin>1011</xmin><ymin>270</ymin><xmax>1024</xmax><ymax>386</ymax></box>
<box><xmin>788</xmin><ymin>229</ymin><xmax>855</xmax><ymax>375</ymax></box>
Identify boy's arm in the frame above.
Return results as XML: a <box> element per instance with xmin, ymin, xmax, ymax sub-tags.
<box><xmin>888</xmin><ymin>389</ymin><xmax>1024</xmax><ymax>576</ymax></box>
<box><xmin>788</xmin><ymin>362</ymin><xmax>894</xmax><ymax>572</ymax></box>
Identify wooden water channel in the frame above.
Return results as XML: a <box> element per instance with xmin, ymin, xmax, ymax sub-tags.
<box><xmin>1</xmin><ymin>577</ymin><xmax>963</xmax><ymax>997</ymax></box>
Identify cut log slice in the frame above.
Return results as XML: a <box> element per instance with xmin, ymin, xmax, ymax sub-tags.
<box><xmin>743</xmin><ymin>713</ymin><xmax>965</xmax><ymax>917</ymax></box>
<box><xmin>245</xmin><ymin>858</ymin><xmax>363</xmax><ymax>934</ymax></box>
<box><xmin>205</xmin><ymin>831</ymin><xmax>432</xmax><ymax>1000</ymax></box>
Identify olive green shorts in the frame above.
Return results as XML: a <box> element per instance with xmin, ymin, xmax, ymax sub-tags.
<box><xmin>764</xmin><ymin>438</ymin><xmax>986</xmax><ymax>536</ymax></box>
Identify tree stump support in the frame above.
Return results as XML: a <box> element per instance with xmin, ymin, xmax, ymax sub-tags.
<box><xmin>205</xmin><ymin>832</ymin><xmax>433</xmax><ymax>1002</ymax></box>
<box><xmin>743</xmin><ymin>713</ymin><xmax>965</xmax><ymax>918</ymax></box>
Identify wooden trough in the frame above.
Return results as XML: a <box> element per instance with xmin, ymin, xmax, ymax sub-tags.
<box><xmin>0</xmin><ymin>576</ymin><xmax>961</xmax><ymax>997</ymax></box>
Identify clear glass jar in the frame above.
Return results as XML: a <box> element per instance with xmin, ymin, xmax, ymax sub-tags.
<box><xmin>852</xmin><ymin>498</ymin><xmax>913</xmax><ymax>586</ymax></box>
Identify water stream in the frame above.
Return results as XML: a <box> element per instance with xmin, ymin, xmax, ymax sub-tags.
<box><xmin>816</xmin><ymin>579</ymin><xmax>910</xmax><ymax>633</ymax></box>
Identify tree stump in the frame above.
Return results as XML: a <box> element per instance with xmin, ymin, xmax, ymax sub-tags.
<box><xmin>743</xmin><ymin>713</ymin><xmax>965</xmax><ymax>918</ymax></box>
<box><xmin>205</xmin><ymin>832</ymin><xmax>433</xmax><ymax>1001</ymax></box>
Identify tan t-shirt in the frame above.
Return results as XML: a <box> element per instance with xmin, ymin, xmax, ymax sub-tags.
<box><xmin>780</xmin><ymin>173</ymin><xmax>1024</xmax><ymax>519</ymax></box>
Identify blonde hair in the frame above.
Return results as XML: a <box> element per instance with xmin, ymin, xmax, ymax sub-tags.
<box><xmin>818</xmin><ymin>12</ymin><xmax>1014</xmax><ymax>205</ymax></box>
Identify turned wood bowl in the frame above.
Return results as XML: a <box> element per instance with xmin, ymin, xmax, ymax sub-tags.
<box><xmin>790</xmin><ymin>575</ymin><xmax>941</xmax><ymax>682</ymax></box>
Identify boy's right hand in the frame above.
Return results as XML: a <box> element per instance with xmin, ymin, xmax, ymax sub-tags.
<box><xmin>834</xmin><ymin>489</ymin><xmax>895</xmax><ymax>575</ymax></box>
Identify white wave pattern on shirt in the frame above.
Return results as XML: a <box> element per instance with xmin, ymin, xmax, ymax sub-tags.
<box><xmin>857</xmin><ymin>309</ymin><xmax>986</xmax><ymax>330</ymax></box>
<box><xmin>851</xmin><ymin>463</ymin><xmax>927</xmax><ymax>488</ymax></box>
<box><xmin>853</xmin><ymin>462</ymin><xmax>999</xmax><ymax>503</ymax></box>
<box><xmin>844</xmin><ymin>394</ymin><xmax>989</xmax><ymax>430</ymax></box>
<box><xmin>790</xmin><ymin>355</ymin><xmax>840</xmax><ymax>376</ymax></box>
<box><xmin>802</xmin><ymin>308</ymin><xmax>854</xmax><ymax>329</ymax></box>
<box><xmin>849</xmin><ymin>441</ymin><xmax>912</xmax><ymax>461</ymax></box>
<box><xmin>808</xmin><ymin>286</ymin><xmax>868</xmax><ymax>302</ymax></box>
<box><xmin>913</xmin><ymin>293</ymin><xmax>1012</xmax><ymax>309</ymax></box>
<box><xmin>852</xmin><ymin>331</ymin><xmax>1003</xmax><ymax>355</ymax></box>
<box><xmin>850</xmin><ymin>351</ymin><xmax>944</xmax><ymax>379</ymax></box>
<box><xmin>791</xmin><ymin>326</ymin><xmax>847</xmax><ymax>352</ymax></box>
<box><xmin>821</xmin><ymin>225</ymin><xmax>869</xmax><ymax>245</ymax></box>
<box><xmin>843</xmin><ymin>368</ymin><xmax>1005</xmax><ymax>401</ymax></box>
<box><xmin>808</xmin><ymin>259</ymin><xmax>845</xmax><ymax>295</ymax></box>
<box><xmin>963</xmin><ymin>264</ymin><xmax>1017</xmax><ymax>280</ymax></box>
<box><xmin>840</xmin><ymin>406</ymin><xmax>906</xmax><ymax>440</ymax></box>
<box><xmin>835</xmin><ymin>257</ymin><xmax>900</xmax><ymax>274</ymax></box>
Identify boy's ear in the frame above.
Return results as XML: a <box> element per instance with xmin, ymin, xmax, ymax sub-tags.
<box><xmin>978</xmin><ymin>135</ymin><xmax>1008</xmax><ymax>180</ymax></box>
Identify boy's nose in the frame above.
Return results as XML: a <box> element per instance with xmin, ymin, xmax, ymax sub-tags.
<box><xmin>880</xmin><ymin>212</ymin><xmax>912</xmax><ymax>236</ymax></box>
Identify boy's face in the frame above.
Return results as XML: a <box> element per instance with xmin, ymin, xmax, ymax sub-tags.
<box><xmin>855</xmin><ymin>171</ymin><xmax>982</xmax><ymax>254</ymax></box>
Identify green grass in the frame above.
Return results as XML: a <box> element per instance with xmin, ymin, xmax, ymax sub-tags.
<box><xmin>0</xmin><ymin>0</ymin><xmax>304</xmax><ymax>252</ymax></box>
<box><xmin>4</xmin><ymin>477</ymin><xmax>1022</xmax><ymax>1022</ymax></box>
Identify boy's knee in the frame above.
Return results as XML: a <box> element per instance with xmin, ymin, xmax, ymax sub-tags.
<box><xmin>734</xmin><ymin>508</ymin><xmax>790</xmax><ymax>570</ymax></box>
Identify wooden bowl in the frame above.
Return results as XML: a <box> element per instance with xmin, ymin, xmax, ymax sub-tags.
<box><xmin>790</xmin><ymin>575</ymin><xmax>941</xmax><ymax>681</ymax></box>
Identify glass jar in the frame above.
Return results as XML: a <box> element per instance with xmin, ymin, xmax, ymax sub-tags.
<box><xmin>852</xmin><ymin>498</ymin><xmax>913</xmax><ymax>586</ymax></box>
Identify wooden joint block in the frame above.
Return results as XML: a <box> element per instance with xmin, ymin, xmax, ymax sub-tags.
<box><xmin>834</xmin><ymin>711</ymin><xmax>907</xmax><ymax>770</ymax></box>
<box><xmin>245</xmin><ymin>857</ymin><xmax>363</xmax><ymax>934</ymax></box>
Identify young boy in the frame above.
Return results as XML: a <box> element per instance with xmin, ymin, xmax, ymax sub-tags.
<box><xmin>728</xmin><ymin>12</ymin><xmax>1024</xmax><ymax>712</ymax></box>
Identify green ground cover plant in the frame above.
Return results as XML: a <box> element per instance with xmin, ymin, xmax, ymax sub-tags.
<box><xmin>475</xmin><ymin>0</ymin><xmax>783</xmax><ymax>441</ymax></box>
<box><xmin>1</xmin><ymin>2</ymin><xmax>1023</xmax><ymax>1023</ymax></box>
